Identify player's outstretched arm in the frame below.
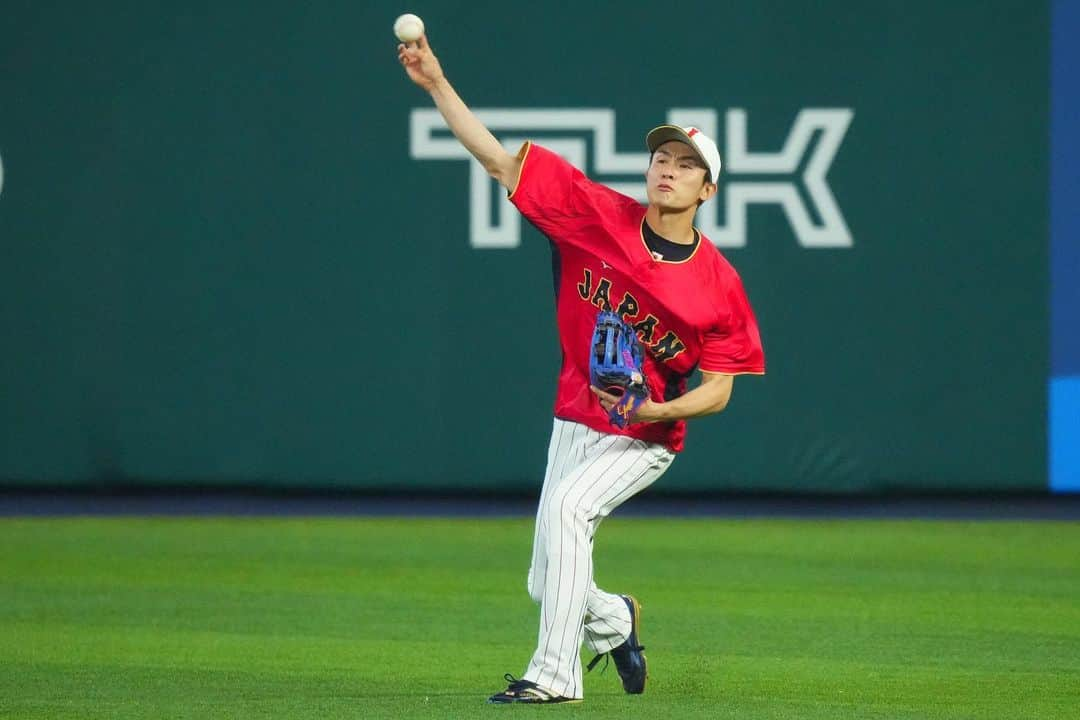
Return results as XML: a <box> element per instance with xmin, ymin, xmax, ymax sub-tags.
<box><xmin>398</xmin><ymin>34</ymin><xmax>521</xmax><ymax>192</ymax></box>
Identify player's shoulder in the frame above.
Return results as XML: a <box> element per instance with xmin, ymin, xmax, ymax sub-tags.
<box><xmin>518</xmin><ymin>142</ymin><xmax>568</xmax><ymax>178</ymax></box>
<box><xmin>693</xmin><ymin>233</ymin><xmax>751</xmax><ymax>289</ymax></box>
<box><xmin>694</xmin><ymin>232</ymin><xmax>734</xmax><ymax>270</ymax></box>
<box><xmin>528</xmin><ymin>143</ymin><xmax>637</xmax><ymax>199</ymax></box>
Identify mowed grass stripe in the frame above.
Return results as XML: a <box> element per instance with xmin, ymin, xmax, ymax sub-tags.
<box><xmin>1</xmin><ymin>517</ymin><xmax>1078</xmax><ymax>719</ymax></box>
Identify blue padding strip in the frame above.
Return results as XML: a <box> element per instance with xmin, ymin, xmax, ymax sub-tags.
<box><xmin>1050</xmin><ymin>376</ymin><xmax>1080</xmax><ymax>492</ymax></box>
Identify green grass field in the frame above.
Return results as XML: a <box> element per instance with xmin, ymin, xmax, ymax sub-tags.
<box><xmin>1</xmin><ymin>516</ymin><xmax>1078</xmax><ymax>719</ymax></box>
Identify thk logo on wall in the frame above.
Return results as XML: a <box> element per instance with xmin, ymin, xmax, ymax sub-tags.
<box><xmin>410</xmin><ymin>108</ymin><xmax>854</xmax><ymax>249</ymax></box>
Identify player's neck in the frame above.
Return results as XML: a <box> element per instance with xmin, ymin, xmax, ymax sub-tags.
<box><xmin>644</xmin><ymin>205</ymin><xmax>697</xmax><ymax>245</ymax></box>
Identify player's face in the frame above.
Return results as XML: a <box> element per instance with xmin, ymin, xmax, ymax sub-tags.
<box><xmin>645</xmin><ymin>141</ymin><xmax>716</xmax><ymax>210</ymax></box>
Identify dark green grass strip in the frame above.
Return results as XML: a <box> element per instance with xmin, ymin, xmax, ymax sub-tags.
<box><xmin>1</xmin><ymin>518</ymin><xmax>1078</xmax><ymax>719</ymax></box>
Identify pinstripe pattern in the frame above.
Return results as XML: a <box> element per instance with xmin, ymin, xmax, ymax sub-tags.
<box><xmin>521</xmin><ymin>418</ymin><xmax>674</xmax><ymax>699</ymax></box>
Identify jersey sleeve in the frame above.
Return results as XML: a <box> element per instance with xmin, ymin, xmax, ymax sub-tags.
<box><xmin>699</xmin><ymin>274</ymin><xmax>766</xmax><ymax>375</ymax></box>
<box><xmin>508</xmin><ymin>142</ymin><xmax>615</xmax><ymax>242</ymax></box>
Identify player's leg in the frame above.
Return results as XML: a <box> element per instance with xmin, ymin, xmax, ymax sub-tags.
<box><xmin>521</xmin><ymin>425</ymin><xmax>672</xmax><ymax>699</ymax></box>
<box><xmin>495</xmin><ymin>418</ymin><xmax>592</xmax><ymax>704</ymax></box>
<box><xmin>526</xmin><ymin>419</ymin><xmax>590</xmax><ymax>605</ymax></box>
<box><xmin>582</xmin><ymin>459</ymin><xmax>672</xmax><ymax>660</ymax></box>
<box><xmin>574</xmin><ymin>447</ymin><xmax>674</xmax><ymax>693</ymax></box>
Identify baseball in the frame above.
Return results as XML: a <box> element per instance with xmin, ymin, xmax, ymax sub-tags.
<box><xmin>393</xmin><ymin>13</ymin><xmax>424</xmax><ymax>43</ymax></box>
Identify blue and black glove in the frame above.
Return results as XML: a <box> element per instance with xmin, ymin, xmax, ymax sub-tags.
<box><xmin>589</xmin><ymin>310</ymin><xmax>649</xmax><ymax>428</ymax></box>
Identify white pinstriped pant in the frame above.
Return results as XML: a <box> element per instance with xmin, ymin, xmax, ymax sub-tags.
<box><xmin>521</xmin><ymin>418</ymin><xmax>675</xmax><ymax>699</ymax></box>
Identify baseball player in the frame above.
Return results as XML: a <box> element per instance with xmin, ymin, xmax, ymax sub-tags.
<box><xmin>398</xmin><ymin>34</ymin><xmax>765</xmax><ymax>704</ymax></box>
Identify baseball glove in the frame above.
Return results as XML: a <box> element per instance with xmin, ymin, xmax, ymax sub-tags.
<box><xmin>589</xmin><ymin>310</ymin><xmax>649</xmax><ymax>428</ymax></box>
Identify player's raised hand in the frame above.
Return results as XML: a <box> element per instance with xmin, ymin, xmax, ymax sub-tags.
<box><xmin>398</xmin><ymin>34</ymin><xmax>445</xmax><ymax>92</ymax></box>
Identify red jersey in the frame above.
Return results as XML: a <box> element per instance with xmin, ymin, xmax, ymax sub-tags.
<box><xmin>509</xmin><ymin>143</ymin><xmax>765</xmax><ymax>452</ymax></box>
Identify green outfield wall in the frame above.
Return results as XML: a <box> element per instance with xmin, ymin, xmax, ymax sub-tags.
<box><xmin>0</xmin><ymin>1</ymin><xmax>1052</xmax><ymax>492</ymax></box>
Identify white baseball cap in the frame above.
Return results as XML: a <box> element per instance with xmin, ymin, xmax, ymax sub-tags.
<box><xmin>645</xmin><ymin>125</ymin><xmax>722</xmax><ymax>184</ymax></box>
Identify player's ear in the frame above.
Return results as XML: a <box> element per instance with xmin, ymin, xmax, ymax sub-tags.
<box><xmin>699</xmin><ymin>180</ymin><xmax>718</xmax><ymax>204</ymax></box>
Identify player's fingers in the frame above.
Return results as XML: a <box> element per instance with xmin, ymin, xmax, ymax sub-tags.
<box><xmin>417</xmin><ymin>33</ymin><xmax>430</xmax><ymax>50</ymax></box>
<box><xmin>590</xmin><ymin>386</ymin><xmax>614</xmax><ymax>405</ymax></box>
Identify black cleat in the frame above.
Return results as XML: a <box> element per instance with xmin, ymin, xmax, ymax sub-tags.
<box><xmin>487</xmin><ymin>674</ymin><xmax>582</xmax><ymax>704</ymax></box>
<box><xmin>587</xmin><ymin>595</ymin><xmax>647</xmax><ymax>694</ymax></box>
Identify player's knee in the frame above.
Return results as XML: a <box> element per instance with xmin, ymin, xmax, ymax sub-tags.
<box><xmin>562</xmin><ymin>495</ymin><xmax>594</xmax><ymax>527</ymax></box>
<box><xmin>544</xmin><ymin>487</ymin><xmax>592</xmax><ymax>527</ymax></box>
